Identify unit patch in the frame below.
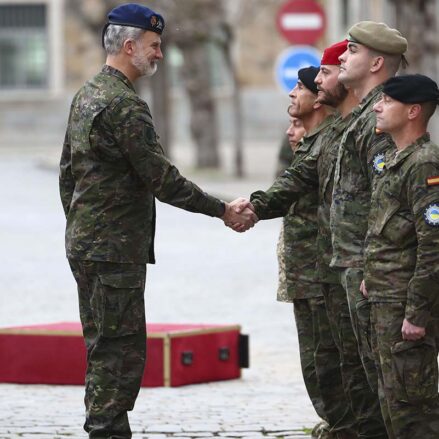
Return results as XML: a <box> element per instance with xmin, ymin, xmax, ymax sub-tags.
<box><xmin>372</xmin><ymin>153</ymin><xmax>385</xmax><ymax>174</ymax></box>
<box><xmin>424</xmin><ymin>204</ymin><xmax>439</xmax><ymax>226</ymax></box>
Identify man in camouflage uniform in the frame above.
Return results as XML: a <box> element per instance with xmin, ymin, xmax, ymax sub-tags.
<box><xmin>363</xmin><ymin>74</ymin><xmax>439</xmax><ymax>438</ymax></box>
<box><xmin>274</xmin><ymin>70</ymin><xmax>355</xmax><ymax>439</ymax></box>
<box><xmin>276</xmin><ymin>113</ymin><xmax>304</xmax><ymax>295</ymax></box>
<box><xmin>234</xmin><ymin>41</ymin><xmax>388</xmax><ymax>438</ymax></box>
<box><xmin>59</xmin><ymin>4</ymin><xmax>256</xmax><ymax>438</ymax></box>
<box><xmin>275</xmin><ymin>132</ymin><xmax>296</xmax><ymax>178</ymax></box>
<box><xmin>329</xmin><ymin>23</ymin><xmax>407</xmax><ymax>403</ymax></box>
<box><xmin>276</xmin><ymin>114</ymin><xmax>304</xmax><ymax>302</ymax></box>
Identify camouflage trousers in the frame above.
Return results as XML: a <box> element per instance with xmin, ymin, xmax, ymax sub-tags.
<box><xmin>69</xmin><ymin>259</ymin><xmax>147</xmax><ymax>439</ymax></box>
<box><xmin>293</xmin><ymin>297</ymin><xmax>357</xmax><ymax>435</ymax></box>
<box><xmin>370</xmin><ymin>302</ymin><xmax>439</xmax><ymax>439</ymax></box>
<box><xmin>339</xmin><ymin>268</ymin><xmax>378</xmax><ymax>392</ymax></box>
<box><xmin>322</xmin><ymin>281</ymin><xmax>387</xmax><ymax>439</ymax></box>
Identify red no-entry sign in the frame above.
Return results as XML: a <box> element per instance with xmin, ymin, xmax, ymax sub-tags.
<box><xmin>276</xmin><ymin>0</ymin><xmax>326</xmax><ymax>45</ymax></box>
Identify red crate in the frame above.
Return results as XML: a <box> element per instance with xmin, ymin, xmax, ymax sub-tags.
<box><xmin>0</xmin><ymin>322</ymin><xmax>249</xmax><ymax>387</ymax></box>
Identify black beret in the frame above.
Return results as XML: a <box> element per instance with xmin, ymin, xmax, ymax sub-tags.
<box><xmin>107</xmin><ymin>3</ymin><xmax>164</xmax><ymax>34</ymax></box>
<box><xmin>297</xmin><ymin>66</ymin><xmax>319</xmax><ymax>94</ymax></box>
<box><xmin>383</xmin><ymin>74</ymin><xmax>439</xmax><ymax>104</ymax></box>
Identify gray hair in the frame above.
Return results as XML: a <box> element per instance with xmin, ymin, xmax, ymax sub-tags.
<box><xmin>104</xmin><ymin>24</ymin><xmax>145</xmax><ymax>55</ymax></box>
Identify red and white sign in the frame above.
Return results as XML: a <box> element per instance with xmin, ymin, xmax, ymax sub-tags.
<box><xmin>276</xmin><ymin>0</ymin><xmax>326</xmax><ymax>45</ymax></box>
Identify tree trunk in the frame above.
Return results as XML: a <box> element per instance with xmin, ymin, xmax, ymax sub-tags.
<box><xmin>223</xmin><ymin>41</ymin><xmax>244</xmax><ymax>178</ymax></box>
<box><xmin>176</xmin><ymin>41</ymin><xmax>220</xmax><ymax>168</ymax></box>
<box><xmin>389</xmin><ymin>0</ymin><xmax>439</xmax><ymax>139</ymax></box>
<box><xmin>390</xmin><ymin>0</ymin><xmax>438</xmax><ymax>78</ymax></box>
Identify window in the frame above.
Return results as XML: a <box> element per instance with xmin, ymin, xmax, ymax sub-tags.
<box><xmin>0</xmin><ymin>4</ymin><xmax>48</xmax><ymax>90</ymax></box>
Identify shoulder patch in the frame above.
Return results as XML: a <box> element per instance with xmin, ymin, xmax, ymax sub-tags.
<box><xmin>424</xmin><ymin>204</ymin><xmax>439</xmax><ymax>226</ymax></box>
<box><xmin>372</xmin><ymin>152</ymin><xmax>386</xmax><ymax>174</ymax></box>
<box><xmin>427</xmin><ymin>176</ymin><xmax>439</xmax><ymax>186</ymax></box>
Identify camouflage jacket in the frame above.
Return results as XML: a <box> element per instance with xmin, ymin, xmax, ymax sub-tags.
<box><xmin>278</xmin><ymin>135</ymin><xmax>321</xmax><ymax>301</ymax></box>
<box><xmin>275</xmin><ymin>134</ymin><xmax>294</xmax><ymax>177</ymax></box>
<box><xmin>315</xmin><ymin>113</ymin><xmax>354</xmax><ymax>283</ymax></box>
<box><xmin>252</xmin><ymin>116</ymin><xmax>335</xmax><ymax>300</ymax></box>
<box><xmin>364</xmin><ymin>134</ymin><xmax>439</xmax><ymax>328</ymax></box>
<box><xmin>330</xmin><ymin>85</ymin><xmax>394</xmax><ymax>269</ymax></box>
<box><xmin>59</xmin><ymin>65</ymin><xmax>224</xmax><ymax>264</ymax></box>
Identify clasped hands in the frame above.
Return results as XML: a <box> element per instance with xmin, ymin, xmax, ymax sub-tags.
<box><xmin>222</xmin><ymin>197</ymin><xmax>258</xmax><ymax>233</ymax></box>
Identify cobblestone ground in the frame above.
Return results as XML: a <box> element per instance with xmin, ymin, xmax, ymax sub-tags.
<box><xmin>0</xmin><ymin>146</ymin><xmax>317</xmax><ymax>438</ymax></box>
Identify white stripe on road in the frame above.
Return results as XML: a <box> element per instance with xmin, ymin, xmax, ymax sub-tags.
<box><xmin>281</xmin><ymin>13</ymin><xmax>322</xmax><ymax>30</ymax></box>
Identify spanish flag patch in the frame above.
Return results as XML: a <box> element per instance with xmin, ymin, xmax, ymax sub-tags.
<box><xmin>427</xmin><ymin>176</ymin><xmax>439</xmax><ymax>186</ymax></box>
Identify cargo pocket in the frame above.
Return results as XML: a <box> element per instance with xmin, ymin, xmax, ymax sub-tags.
<box><xmin>375</xmin><ymin>198</ymin><xmax>400</xmax><ymax>236</ymax></box>
<box><xmin>391</xmin><ymin>338</ymin><xmax>438</xmax><ymax>403</ymax></box>
<box><xmin>94</xmin><ymin>272</ymin><xmax>146</xmax><ymax>338</ymax></box>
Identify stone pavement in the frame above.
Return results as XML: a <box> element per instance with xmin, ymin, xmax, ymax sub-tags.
<box><xmin>0</xmin><ymin>145</ymin><xmax>318</xmax><ymax>438</ymax></box>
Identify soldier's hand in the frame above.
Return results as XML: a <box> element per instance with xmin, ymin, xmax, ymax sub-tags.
<box><xmin>401</xmin><ymin>318</ymin><xmax>426</xmax><ymax>341</ymax></box>
<box><xmin>360</xmin><ymin>279</ymin><xmax>368</xmax><ymax>298</ymax></box>
<box><xmin>229</xmin><ymin>197</ymin><xmax>255</xmax><ymax>214</ymax></box>
<box><xmin>222</xmin><ymin>202</ymin><xmax>258</xmax><ymax>233</ymax></box>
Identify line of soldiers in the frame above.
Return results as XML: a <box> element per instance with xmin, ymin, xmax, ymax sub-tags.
<box><xmin>233</xmin><ymin>21</ymin><xmax>439</xmax><ymax>439</ymax></box>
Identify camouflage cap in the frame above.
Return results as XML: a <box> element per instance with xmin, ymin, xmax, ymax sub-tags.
<box><xmin>348</xmin><ymin>21</ymin><xmax>407</xmax><ymax>55</ymax></box>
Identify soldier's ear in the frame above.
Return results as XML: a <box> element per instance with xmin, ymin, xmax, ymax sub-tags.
<box><xmin>313</xmin><ymin>98</ymin><xmax>322</xmax><ymax>110</ymax></box>
<box><xmin>407</xmin><ymin>104</ymin><xmax>422</xmax><ymax>121</ymax></box>
<box><xmin>123</xmin><ymin>39</ymin><xmax>135</xmax><ymax>55</ymax></box>
<box><xmin>370</xmin><ymin>55</ymin><xmax>385</xmax><ymax>73</ymax></box>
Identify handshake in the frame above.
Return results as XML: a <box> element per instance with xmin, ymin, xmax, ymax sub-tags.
<box><xmin>222</xmin><ymin>198</ymin><xmax>258</xmax><ymax>233</ymax></box>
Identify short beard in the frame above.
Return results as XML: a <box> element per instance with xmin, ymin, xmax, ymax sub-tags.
<box><xmin>133</xmin><ymin>50</ymin><xmax>157</xmax><ymax>77</ymax></box>
<box><xmin>317</xmin><ymin>83</ymin><xmax>348</xmax><ymax>107</ymax></box>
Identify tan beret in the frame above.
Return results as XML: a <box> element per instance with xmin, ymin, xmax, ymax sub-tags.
<box><xmin>348</xmin><ymin>21</ymin><xmax>407</xmax><ymax>55</ymax></box>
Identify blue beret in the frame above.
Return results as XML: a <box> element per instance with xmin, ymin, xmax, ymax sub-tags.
<box><xmin>107</xmin><ymin>3</ymin><xmax>165</xmax><ymax>34</ymax></box>
<box><xmin>383</xmin><ymin>74</ymin><xmax>439</xmax><ymax>104</ymax></box>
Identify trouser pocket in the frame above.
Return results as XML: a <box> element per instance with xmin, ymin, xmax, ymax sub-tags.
<box><xmin>93</xmin><ymin>271</ymin><xmax>146</xmax><ymax>338</ymax></box>
<box><xmin>391</xmin><ymin>338</ymin><xmax>438</xmax><ymax>403</ymax></box>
